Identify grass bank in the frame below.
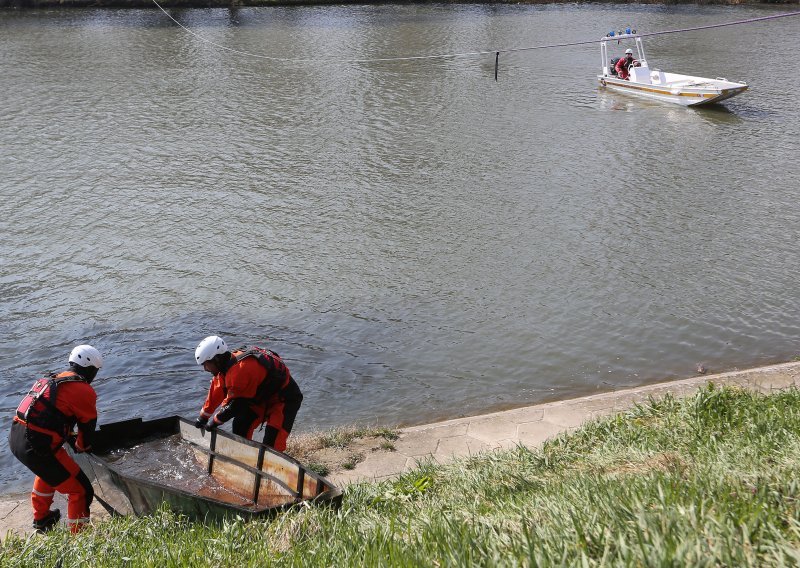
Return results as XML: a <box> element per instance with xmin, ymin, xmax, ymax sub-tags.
<box><xmin>3</xmin><ymin>384</ymin><xmax>800</xmax><ymax>566</ymax></box>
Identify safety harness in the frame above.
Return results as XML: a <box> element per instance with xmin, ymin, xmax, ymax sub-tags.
<box><xmin>233</xmin><ymin>346</ymin><xmax>291</xmax><ymax>401</ymax></box>
<box><xmin>235</xmin><ymin>346</ymin><xmax>286</xmax><ymax>374</ymax></box>
<box><xmin>16</xmin><ymin>372</ymin><xmax>84</xmax><ymax>438</ymax></box>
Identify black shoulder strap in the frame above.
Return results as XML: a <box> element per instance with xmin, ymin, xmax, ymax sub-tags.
<box><xmin>39</xmin><ymin>373</ymin><xmax>85</xmax><ymax>412</ymax></box>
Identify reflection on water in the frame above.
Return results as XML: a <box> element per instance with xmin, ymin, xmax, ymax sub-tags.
<box><xmin>104</xmin><ymin>435</ymin><xmax>291</xmax><ymax>509</ymax></box>
<box><xmin>595</xmin><ymin>90</ymin><xmax>750</xmax><ymax>120</ymax></box>
<box><xmin>596</xmin><ymin>90</ymin><xmax>641</xmax><ymax>112</ymax></box>
<box><xmin>689</xmin><ymin>104</ymin><xmax>745</xmax><ymax>126</ymax></box>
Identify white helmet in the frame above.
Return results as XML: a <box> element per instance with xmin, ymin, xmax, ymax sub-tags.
<box><xmin>69</xmin><ymin>345</ymin><xmax>104</xmax><ymax>369</ymax></box>
<box><xmin>625</xmin><ymin>49</ymin><xmax>633</xmax><ymax>54</ymax></box>
<box><xmin>195</xmin><ymin>336</ymin><xmax>229</xmax><ymax>365</ymax></box>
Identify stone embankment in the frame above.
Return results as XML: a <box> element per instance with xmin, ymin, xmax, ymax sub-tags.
<box><xmin>3</xmin><ymin>360</ymin><xmax>799</xmax><ymax>539</ymax></box>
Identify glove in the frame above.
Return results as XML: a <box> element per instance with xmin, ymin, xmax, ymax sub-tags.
<box><xmin>204</xmin><ymin>421</ymin><xmax>218</xmax><ymax>432</ymax></box>
<box><xmin>194</xmin><ymin>417</ymin><xmax>208</xmax><ymax>429</ymax></box>
<box><xmin>68</xmin><ymin>434</ymin><xmax>91</xmax><ymax>453</ymax></box>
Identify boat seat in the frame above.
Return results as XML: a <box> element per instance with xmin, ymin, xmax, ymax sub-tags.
<box><xmin>650</xmin><ymin>69</ymin><xmax>666</xmax><ymax>84</ymax></box>
<box><xmin>629</xmin><ymin>66</ymin><xmax>651</xmax><ymax>84</ymax></box>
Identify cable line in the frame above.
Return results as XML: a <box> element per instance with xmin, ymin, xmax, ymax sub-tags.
<box><xmin>151</xmin><ymin>1</ymin><xmax>800</xmax><ymax>65</ymax></box>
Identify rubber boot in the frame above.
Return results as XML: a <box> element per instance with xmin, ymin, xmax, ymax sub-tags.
<box><xmin>33</xmin><ymin>509</ymin><xmax>61</xmax><ymax>533</ymax></box>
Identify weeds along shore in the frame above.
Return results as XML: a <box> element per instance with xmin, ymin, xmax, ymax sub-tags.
<box><xmin>2</xmin><ymin>384</ymin><xmax>800</xmax><ymax>566</ymax></box>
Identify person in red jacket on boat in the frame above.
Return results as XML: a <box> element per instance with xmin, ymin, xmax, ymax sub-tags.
<box><xmin>615</xmin><ymin>49</ymin><xmax>639</xmax><ymax>80</ymax></box>
<box><xmin>193</xmin><ymin>336</ymin><xmax>303</xmax><ymax>452</ymax></box>
<box><xmin>8</xmin><ymin>345</ymin><xmax>103</xmax><ymax>534</ymax></box>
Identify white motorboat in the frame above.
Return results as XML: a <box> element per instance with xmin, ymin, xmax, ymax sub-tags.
<box><xmin>598</xmin><ymin>31</ymin><xmax>748</xmax><ymax>106</ymax></box>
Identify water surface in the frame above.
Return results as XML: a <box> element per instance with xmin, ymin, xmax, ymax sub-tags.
<box><xmin>1</xmin><ymin>4</ymin><xmax>799</xmax><ymax>493</ymax></box>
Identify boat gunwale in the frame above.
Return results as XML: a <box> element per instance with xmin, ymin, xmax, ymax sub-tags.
<box><xmin>182</xmin><ymin>437</ymin><xmax>301</xmax><ymax>498</ymax></box>
<box><xmin>81</xmin><ymin>415</ymin><xmax>342</xmax><ymax>518</ymax></box>
<box><xmin>598</xmin><ymin>75</ymin><xmax>747</xmax><ymax>103</ymax></box>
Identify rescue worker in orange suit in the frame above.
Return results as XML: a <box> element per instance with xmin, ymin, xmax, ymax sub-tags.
<box><xmin>8</xmin><ymin>345</ymin><xmax>103</xmax><ymax>534</ymax></box>
<box><xmin>615</xmin><ymin>48</ymin><xmax>639</xmax><ymax>80</ymax></box>
<box><xmin>193</xmin><ymin>336</ymin><xmax>303</xmax><ymax>452</ymax></box>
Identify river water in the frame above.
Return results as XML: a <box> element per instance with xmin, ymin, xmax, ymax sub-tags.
<box><xmin>1</xmin><ymin>4</ymin><xmax>798</xmax><ymax>494</ymax></box>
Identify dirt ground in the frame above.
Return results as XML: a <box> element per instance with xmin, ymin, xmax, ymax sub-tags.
<box><xmin>284</xmin><ymin>426</ymin><xmax>400</xmax><ymax>478</ymax></box>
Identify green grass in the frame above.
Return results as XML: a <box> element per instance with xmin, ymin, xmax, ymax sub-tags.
<box><xmin>3</xmin><ymin>384</ymin><xmax>800</xmax><ymax>567</ymax></box>
<box><xmin>317</xmin><ymin>426</ymin><xmax>399</xmax><ymax>449</ymax></box>
<box><xmin>341</xmin><ymin>452</ymin><xmax>365</xmax><ymax>470</ymax></box>
<box><xmin>305</xmin><ymin>462</ymin><xmax>330</xmax><ymax>477</ymax></box>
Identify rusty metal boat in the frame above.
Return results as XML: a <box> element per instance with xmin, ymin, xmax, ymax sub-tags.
<box><xmin>71</xmin><ymin>416</ymin><xmax>341</xmax><ymax>521</ymax></box>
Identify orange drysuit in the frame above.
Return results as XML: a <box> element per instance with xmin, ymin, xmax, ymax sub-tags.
<box><xmin>9</xmin><ymin>370</ymin><xmax>96</xmax><ymax>533</ymax></box>
<box><xmin>199</xmin><ymin>347</ymin><xmax>302</xmax><ymax>451</ymax></box>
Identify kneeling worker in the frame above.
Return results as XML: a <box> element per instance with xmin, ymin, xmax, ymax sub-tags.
<box><xmin>9</xmin><ymin>345</ymin><xmax>102</xmax><ymax>534</ymax></box>
<box><xmin>193</xmin><ymin>336</ymin><xmax>303</xmax><ymax>452</ymax></box>
<box><xmin>615</xmin><ymin>48</ymin><xmax>638</xmax><ymax>80</ymax></box>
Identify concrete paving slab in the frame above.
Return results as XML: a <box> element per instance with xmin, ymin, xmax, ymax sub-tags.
<box><xmin>493</xmin><ymin>406</ymin><xmax>545</xmax><ymax>425</ymax></box>
<box><xmin>328</xmin><ymin>470</ymin><xmax>364</xmax><ymax>486</ymax></box>
<box><xmin>1</xmin><ymin>493</ymin><xmax>72</xmax><ymax>540</ymax></box>
<box><xmin>0</xmin><ymin>497</ymin><xmax>27</xmax><ymax>540</ymax></box>
<box><xmin>358</xmin><ymin>451</ymin><xmax>412</xmax><ymax>477</ymax></box>
<box><xmin>329</xmin><ymin>451</ymin><xmax>412</xmax><ymax>485</ymax></box>
<box><xmin>434</xmin><ymin>435</ymin><xmax>491</xmax><ymax>460</ymax></box>
<box><xmin>560</xmin><ymin>398</ymin><xmax>617</xmax><ymax>413</ymax></box>
<box><xmin>0</xmin><ymin>499</ymin><xmax>22</xmax><ymax>519</ymax></box>
<box><xmin>587</xmin><ymin>406</ymin><xmax>618</xmax><ymax>420</ymax></box>
<box><xmin>393</xmin><ymin>432</ymin><xmax>440</xmax><ymax>457</ymax></box>
<box><xmin>610</xmin><ymin>391</ymin><xmax>653</xmax><ymax>407</ymax></box>
<box><xmin>403</xmin><ymin>422</ymin><xmax>469</xmax><ymax>438</ymax></box>
<box><xmin>491</xmin><ymin>438</ymin><xmax>521</xmax><ymax>451</ymax></box>
<box><xmin>517</xmin><ymin>420</ymin><xmax>570</xmax><ymax>447</ymax></box>
<box><xmin>540</xmin><ymin>406</ymin><xmax>597</xmax><ymax>429</ymax></box>
<box><xmin>758</xmin><ymin>373</ymin><xmax>799</xmax><ymax>391</ymax></box>
<box><xmin>404</xmin><ymin>454</ymin><xmax>440</xmax><ymax>470</ymax></box>
<box><xmin>466</xmin><ymin>418</ymin><xmax>519</xmax><ymax>444</ymax></box>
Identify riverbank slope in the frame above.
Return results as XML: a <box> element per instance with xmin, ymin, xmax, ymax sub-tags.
<box><xmin>2</xmin><ymin>359</ymin><xmax>798</xmax><ymax>542</ymax></box>
<box><xmin>2</xmin><ymin>363</ymin><xmax>800</xmax><ymax>564</ymax></box>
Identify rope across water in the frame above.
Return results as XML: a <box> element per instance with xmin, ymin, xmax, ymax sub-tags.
<box><xmin>151</xmin><ymin>1</ymin><xmax>800</xmax><ymax>65</ymax></box>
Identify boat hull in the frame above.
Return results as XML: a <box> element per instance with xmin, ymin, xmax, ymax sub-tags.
<box><xmin>598</xmin><ymin>75</ymin><xmax>748</xmax><ymax>107</ymax></box>
<box><xmin>72</xmin><ymin>416</ymin><xmax>342</xmax><ymax>521</ymax></box>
